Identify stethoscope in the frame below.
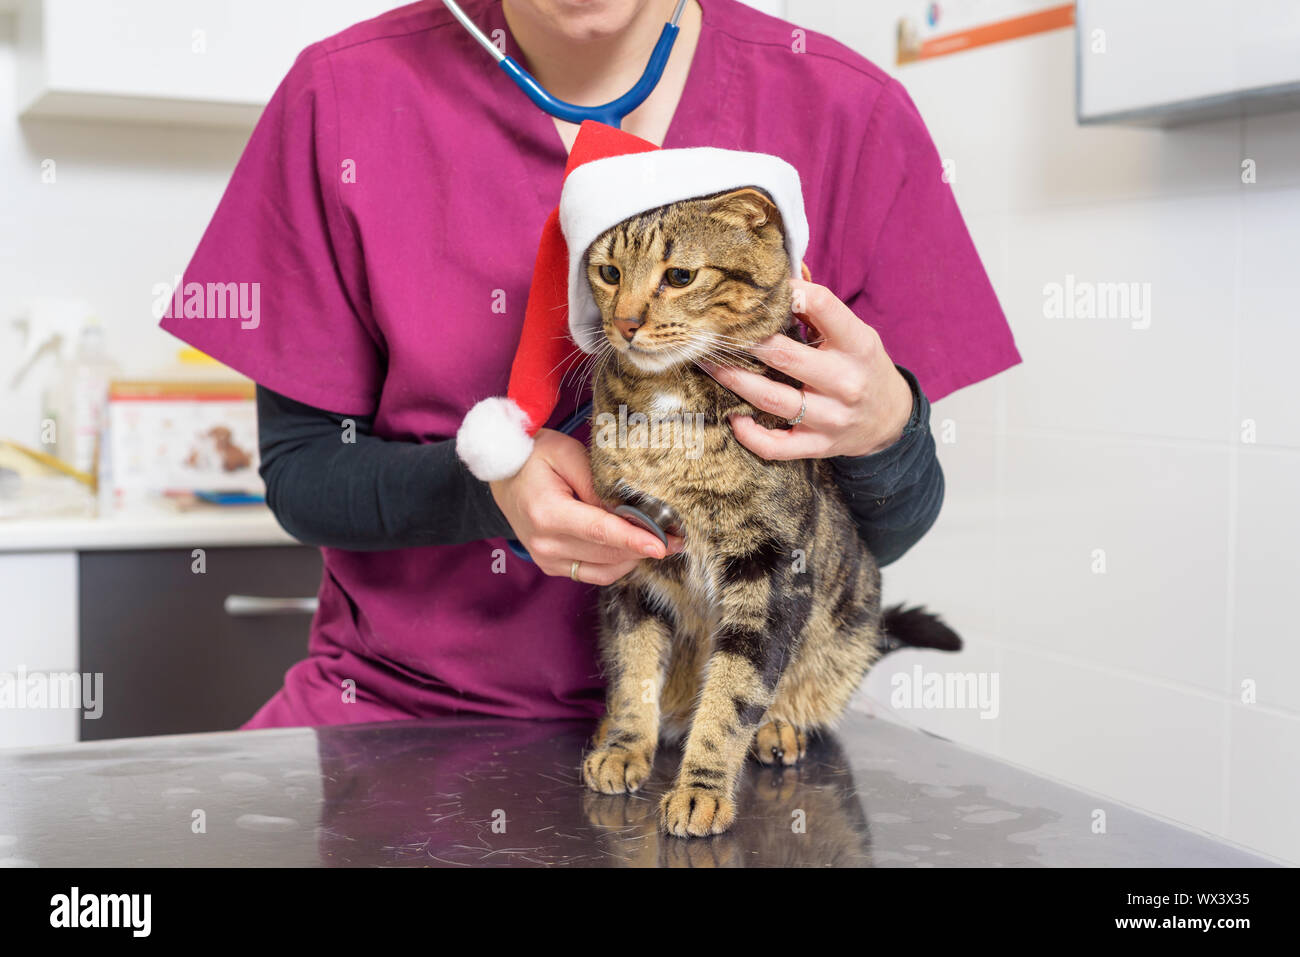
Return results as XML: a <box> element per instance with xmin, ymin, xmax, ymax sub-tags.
<box><xmin>442</xmin><ymin>0</ymin><xmax>689</xmax><ymax>561</ymax></box>
<box><xmin>440</xmin><ymin>0</ymin><xmax>689</xmax><ymax>130</ymax></box>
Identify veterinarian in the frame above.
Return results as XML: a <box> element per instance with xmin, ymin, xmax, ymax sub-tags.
<box><xmin>159</xmin><ymin>0</ymin><xmax>1020</xmax><ymax>729</ymax></box>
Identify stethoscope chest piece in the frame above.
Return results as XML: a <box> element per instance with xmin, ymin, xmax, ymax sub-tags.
<box><xmin>614</xmin><ymin>494</ymin><xmax>683</xmax><ymax>547</ymax></box>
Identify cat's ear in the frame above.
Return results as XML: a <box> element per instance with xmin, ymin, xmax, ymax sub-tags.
<box><xmin>708</xmin><ymin>188</ymin><xmax>782</xmax><ymax>234</ymax></box>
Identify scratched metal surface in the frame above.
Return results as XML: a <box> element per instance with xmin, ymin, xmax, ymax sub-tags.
<box><xmin>0</xmin><ymin>713</ymin><xmax>1276</xmax><ymax>867</ymax></box>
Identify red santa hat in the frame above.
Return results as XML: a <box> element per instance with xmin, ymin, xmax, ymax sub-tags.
<box><xmin>456</xmin><ymin>120</ymin><xmax>808</xmax><ymax>482</ymax></box>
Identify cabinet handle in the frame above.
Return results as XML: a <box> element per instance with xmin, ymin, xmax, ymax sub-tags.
<box><xmin>223</xmin><ymin>595</ymin><xmax>319</xmax><ymax>617</ymax></box>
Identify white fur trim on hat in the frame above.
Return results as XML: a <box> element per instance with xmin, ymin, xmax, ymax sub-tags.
<box><xmin>456</xmin><ymin>396</ymin><xmax>535</xmax><ymax>482</ymax></box>
<box><xmin>559</xmin><ymin>148</ymin><xmax>809</xmax><ymax>354</ymax></box>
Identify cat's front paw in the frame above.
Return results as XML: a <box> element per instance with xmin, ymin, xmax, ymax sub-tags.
<box><xmin>583</xmin><ymin>744</ymin><xmax>654</xmax><ymax>794</ymax></box>
<box><xmin>659</xmin><ymin>786</ymin><xmax>736</xmax><ymax>837</ymax></box>
<box><xmin>752</xmin><ymin>719</ymin><xmax>807</xmax><ymax>766</ymax></box>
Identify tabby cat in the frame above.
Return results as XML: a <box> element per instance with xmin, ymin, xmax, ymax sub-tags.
<box><xmin>579</xmin><ymin>187</ymin><xmax>958</xmax><ymax>838</ymax></box>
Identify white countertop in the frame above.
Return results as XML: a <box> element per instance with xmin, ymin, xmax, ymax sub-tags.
<box><xmin>0</xmin><ymin>504</ymin><xmax>298</xmax><ymax>552</ymax></box>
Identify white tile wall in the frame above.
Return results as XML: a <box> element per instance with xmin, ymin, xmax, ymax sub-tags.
<box><xmin>859</xmin><ymin>637</ymin><xmax>1006</xmax><ymax>756</ymax></box>
<box><xmin>885</xmin><ymin>422</ymin><xmax>1001</xmax><ymax>640</ymax></box>
<box><xmin>998</xmin><ymin>433</ymin><xmax>1232</xmax><ymax>694</ymax></box>
<box><xmin>1227</xmin><ymin>704</ymin><xmax>1300</xmax><ymax>864</ymax></box>
<box><xmin>997</xmin><ymin>648</ymin><xmax>1229</xmax><ymax>837</ymax></box>
<box><xmin>1237</xmin><ymin>188</ymin><xmax>1300</xmax><ymax>449</ymax></box>
<box><xmin>1232</xmin><ymin>447</ymin><xmax>1300</xmax><ymax>714</ymax></box>
<box><xmin>789</xmin><ymin>0</ymin><xmax>1300</xmax><ymax>862</ymax></box>
<box><xmin>1003</xmin><ymin>195</ymin><xmax>1240</xmax><ymax>443</ymax></box>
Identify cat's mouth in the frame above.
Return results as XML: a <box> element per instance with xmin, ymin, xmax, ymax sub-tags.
<box><xmin>617</xmin><ymin>340</ymin><xmax>696</xmax><ymax>374</ymax></box>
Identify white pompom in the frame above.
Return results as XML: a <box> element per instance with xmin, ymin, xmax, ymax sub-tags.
<box><xmin>456</xmin><ymin>397</ymin><xmax>535</xmax><ymax>482</ymax></box>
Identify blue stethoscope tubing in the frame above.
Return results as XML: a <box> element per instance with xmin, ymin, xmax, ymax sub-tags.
<box><xmin>442</xmin><ymin>0</ymin><xmax>685</xmax><ymax>559</ymax></box>
<box><xmin>440</xmin><ymin>0</ymin><xmax>688</xmax><ymax>130</ymax></box>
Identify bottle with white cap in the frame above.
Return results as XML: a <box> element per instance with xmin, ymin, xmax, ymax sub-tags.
<box><xmin>46</xmin><ymin>316</ymin><xmax>119</xmax><ymax>477</ymax></box>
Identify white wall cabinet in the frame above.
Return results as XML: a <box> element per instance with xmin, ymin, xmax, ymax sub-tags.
<box><xmin>1077</xmin><ymin>0</ymin><xmax>1300</xmax><ymax>125</ymax></box>
<box><xmin>16</xmin><ymin>0</ymin><xmax>402</xmax><ymax>125</ymax></box>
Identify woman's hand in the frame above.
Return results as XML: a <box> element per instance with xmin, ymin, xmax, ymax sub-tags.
<box><xmin>490</xmin><ymin>429</ymin><xmax>683</xmax><ymax>585</ymax></box>
<box><xmin>701</xmin><ymin>279</ymin><xmax>914</xmax><ymax>460</ymax></box>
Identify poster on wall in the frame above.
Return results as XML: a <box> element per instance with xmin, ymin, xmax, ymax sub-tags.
<box><xmin>897</xmin><ymin>0</ymin><xmax>1075</xmax><ymax>65</ymax></box>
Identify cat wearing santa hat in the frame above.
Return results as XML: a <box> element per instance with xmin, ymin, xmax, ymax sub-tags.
<box><xmin>457</xmin><ymin>122</ymin><xmax>959</xmax><ymax>837</ymax></box>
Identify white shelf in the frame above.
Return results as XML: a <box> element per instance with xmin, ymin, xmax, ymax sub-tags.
<box><xmin>0</xmin><ymin>504</ymin><xmax>297</xmax><ymax>552</ymax></box>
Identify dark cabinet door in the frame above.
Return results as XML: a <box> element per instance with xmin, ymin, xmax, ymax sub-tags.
<box><xmin>79</xmin><ymin>546</ymin><xmax>323</xmax><ymax>740</ymax></box>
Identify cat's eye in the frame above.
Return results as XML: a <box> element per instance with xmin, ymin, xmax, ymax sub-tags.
<box><xmin>665</xmin><ymin>268</ymin><xmax>696</xmax><ymax>288</ymax></box>
<box><xmin>598</xmin><ymin>265</ymin><xmax>621</xmax><ymax>284</ymax></box>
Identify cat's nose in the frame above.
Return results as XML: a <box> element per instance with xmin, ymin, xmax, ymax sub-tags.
<box><xmin>613</xmin><ymin>317</ymin><xmax>642</xmax><ymax>342</ymax></box>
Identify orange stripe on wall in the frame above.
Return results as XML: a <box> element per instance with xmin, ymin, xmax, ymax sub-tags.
<box><xmin>912</xmin><ymin>4</ymin><xmax>1075</xmax><ymax>62</ymax></box>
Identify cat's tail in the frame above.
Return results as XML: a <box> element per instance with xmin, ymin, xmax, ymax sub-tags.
<box><xmin>878</xmin><ymin>603</ymin><xmax>962</xmax><ymax>655</ymax></box>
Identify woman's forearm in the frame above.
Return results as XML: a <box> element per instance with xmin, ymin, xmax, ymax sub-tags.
<box><xmin>257</xmin><ymin>371</ymin><xmax>944</xmax><ymax>563</ymax></box>
<box><xmin>256</xmin><ymin>386</ymin><xmax>514</xmax><ymax>550</ymax></box>
<box><xmin>829</xmin><ymin>365</ymin><xmax>945</xmax><ymax>566</ymax></box>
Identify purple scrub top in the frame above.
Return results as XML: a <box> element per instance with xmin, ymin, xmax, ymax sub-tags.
<box><xmin>159</xmin><ymin>0</ymin><xmax>1021</xmax><ymax>729</ymax></box>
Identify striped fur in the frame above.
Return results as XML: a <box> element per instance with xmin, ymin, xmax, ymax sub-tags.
<box><xmin>579</xmin><ymin>189</ymin><xmax>884</xmax><ymax>838</ymax></box>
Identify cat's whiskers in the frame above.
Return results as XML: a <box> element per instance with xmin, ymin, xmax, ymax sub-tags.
<box><xmin>547</xmin><ymin>343</ymin><xmax>591</xmax><ymax>388</ymax></box>
<box><xmin>698</xmin><ymin>330</ymin><xmax>758</xmax><ymax>347</ymax></box>
<box><xmin>573</xmin><ymin>340</ymin><xmax>616</xmax><ymax>397</ymax></box>
<box><xmin>558</xmin><ymin>332</ymin><xmax>611</xmax><ymax>387</ymax></box>
<box><xmin>691</xmin><ymin>330</ymin><xmax>758</xmax><ymax>352</ymax></box>
<box><xmin>692</xmin><ymin>338</ymin><xmax>751</xmax><ymax>358</ymax></box>
<box><xmin>563</xmin><ymin>353</ymin><xmax>596</xmax><ymax>396</ymax></box>
<box><xmin>682</xmin><ymin>332</ymin><xmax>757</xmax><ymax>368</ymax></box>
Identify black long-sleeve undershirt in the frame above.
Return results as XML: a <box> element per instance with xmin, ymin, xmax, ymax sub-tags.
<box><xmin>256</xmin><ymin>387</ymin><xmax>514</xmax><ymax>549</ymax></box>
<box><xmin>828</xmin><ymin>365</ymin><xmax>944</xmax><ymax>565</ymax></box>
<box><xmin>256</xmin><ymin>364</ymin><xmax>944</xmax><ymax>565</ymax></box>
